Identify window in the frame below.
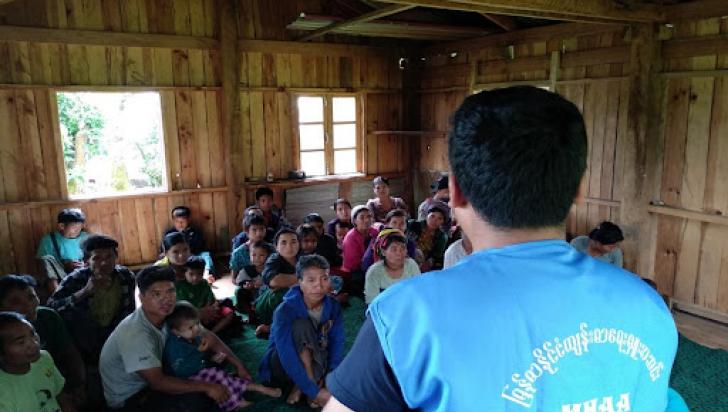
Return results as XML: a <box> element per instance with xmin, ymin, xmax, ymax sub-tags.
<box><xmin>55</xmin><ymin>91</ymin><xmax>167</xmax><ymax>199</ymax></box>
<box><xmin>296</xmin><ymin>95</ymin><xmax>359</xmax><ymax>177</ymax></box>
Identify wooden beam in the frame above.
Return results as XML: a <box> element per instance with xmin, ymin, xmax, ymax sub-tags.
<box><xmin>426</xmin><ymin>22</ymin><xmax>624</xmax><ymax>55</ymax></box>
<box><xmin>560</xmin><ymin>45</ymin><xmax>630</xmax><ymax>68</ymax></box>
<box><xmin>298</xmin><ymin>4</ymin><xmax>416</xmax><ymax>41</ymax></box>
<box><xmin>238</xmin><ymin>39</ymin><xmax>392</xmax><ymax>57</ymax></box>
<box><xmin>620</xmin><ymin>24</ymin><xmax>664</xmax><ymax>276</ymax></box>
<box><xmin>648</xmin><ymin>205</ymin><xmax>728</xmax><ymax>227</ymax></box>
<box><xmin>664</xmin><ymin>0</ymin><xmax>728</xmax><ymax>22</ymax></box>
<box><xmin>218</xmin><ymin>0</ymin><xmax>241</xmax><ymax>241</ymax></box>
<box><xmin>663</xmin><ymin>35</ymin><xmax>728</xmax><ymax>60</ymax></box>
<box><xmin>0</xmin><ymin>25</ymin><xmax>218</xmax><ymax>49</ymax></box>
<box><xmin>380</xmin><ymin>0</ymin><xmax>663</xmax><ymax>23</ymax></box>
<box><xmin>480</xmin><ymin>13</ymin><xmax>518</xmax><ymax>31</ymax></box>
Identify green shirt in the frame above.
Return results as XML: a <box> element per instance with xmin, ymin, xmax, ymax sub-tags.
<box><xmin>89</xmin><ymin>275</ymin><xmax>122</xmax><ymax>327</ymax></box>
<box><xmin>175</xmin><ymin>281</ymin><xmax>215</xmax><ymax>308</ymax></box>
<box><xmin>31</xmin><ymin>307</ymin><xmax>72</xmax><ymax>362</ymax></box>
<box><xmin>0</xmin><ymin>350</ymin><xmax>65</xmax><ymax>412</ymax></box>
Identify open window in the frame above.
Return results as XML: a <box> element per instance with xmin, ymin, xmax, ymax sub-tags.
<box><xmin>55</xmin><ymin>91</ymin><xmax>167</xmax><ymax>199</ymax></box>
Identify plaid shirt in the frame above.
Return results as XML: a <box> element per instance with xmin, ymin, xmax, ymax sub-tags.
<box><xmin>47</xmin><ymin>266</ymin><xmax>136</xmax><ymax>326</ymax></box>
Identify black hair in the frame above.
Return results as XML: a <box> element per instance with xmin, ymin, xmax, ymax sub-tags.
<box><xmin>303</xmin><ymin>213</ymin><xmax>324</xmax><ymax>225</ymax></box>
<box><xmin>255</xmin><ymin>187</ymin><xmax>274</xmax><ymax>200</ymax></box>
<box><xmin>431</xmin><ymin>175</ymin><xmax>449</xmax><ymax>193</ymax></box>
<box><xmin>81</xmin><ymin>234</ymin><xmax>119</xmax><ymax>260</ymax></box>
<box><xmin>162</xmin><ymin>232</ymin><xmax>188</xmax><ymax>252</ymax></box>
<box><xmin>297</xmin><ymin>224</ymin><xmax>319</xmax><ymax>239</ymax></box>
<box><xmin>57</xmin><ymin>208</ymin><xmax>85</xmax><ymax>224</ymax></box>
<box><xmin>244</xmin><ymin>214</ymin><xmax>266</xmax><ymax>231</ymax></box>
<box><xmin>333</xmin><ymin>198</ymin><xmax>352</xmax><ymax>210</ymax></box>
<box><xmin>250</xmin><ymin>241</ymin><xmax>275</xmax><ymax>256</ymax></box>
<box><xmin>448</xmin><ymin>86</ymin><xmax>587</xmax><ymax>228</ymax></box>
<box><xmin>426</xmin><ymin>204</ymin><xmax>447</xmax><ymax>219</ymax></box>
<box><xmin>0</xmin><ymin>311</ymin><xmax>33</xmax><ymax>349</ymax></box>
<box><xmin>166</xmin><ymin>301</ymin><xmax>198</xmax><ymax>330</ymax></box>
<box><xmin>136</xmin><ymin>265</ymin><xmax>176</xmax><ymax>294</ymax></box>
<box><xmin>274</xmin><ymin>228</ymin><xmax>299</xmax><ymax>246</ymax></box>
<box><xmin>171</xmin><ymin>206</ymin><xmax>191</xmax><ymax>218</ymax></box>
<box><xmin>295</xmin><ymin>254</ymin><xmax>330</xmax><ymax>280</ymax></box>
<box><xmin>588</xmin><ymin>221</ymin><xmax>624</xmax><ymax>245</ymax></box>
<box><xmin>336</xmin><ymin>220</ymin><xmax>353</xmax><ymax>230</ymax></box>
<box><xmin>385</xmin><ymin>209</ymin><xmax>407</xmax><ymax>222</ymax></box>
<box><xmin>372</xmin><ymin>176</ymin><xmax>389</xmax><ymax>186</ymax></box>
<box><xmin>0</xmin><ymin>275</ymin><xmax>36</xmax><ymax>305</ymax></box>
<box><xmin>184</xmin><ymin>256</ymin><xmax>206</xmax><ymax>271</ymax></box>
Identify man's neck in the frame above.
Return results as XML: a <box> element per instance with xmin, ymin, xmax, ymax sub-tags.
<box><xmin>458</xmin><ymin>209</ymin><xmax>564</xmax><ymax>252</ymax></box>
<box><xmin>142</xmin><ymin>306</ymin><xmax>166</xmax><ymax>328</ymax></box>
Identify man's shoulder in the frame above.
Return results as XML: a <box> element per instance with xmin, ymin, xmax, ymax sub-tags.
<box><xmin>35</xmin><ymin>306</ymin><xmax>63</xmax><ymax>322</ymax></box>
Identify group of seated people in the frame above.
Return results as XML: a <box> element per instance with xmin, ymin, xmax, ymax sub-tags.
<box><xmin>0</xmin><ymin>171</ymin><xmax>628</xmax><ymax>412</ymax></box>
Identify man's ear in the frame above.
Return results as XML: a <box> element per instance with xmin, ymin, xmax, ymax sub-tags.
<box><xmin>573</xmin><ymin>175</ymin><xmax>587</xmax><ymax>207</ymax></box>
<box><xmin>448</xmin><ymin>174</ymin><xmax>468</xmax><ymax>208</ymax></box>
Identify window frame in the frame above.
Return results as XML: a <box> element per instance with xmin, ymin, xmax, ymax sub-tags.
<box><xmin>292</xmin><ymin>92</ymin><xmax>362</xmax><ymax>177</ymax></box>
<box><xmin>51</xmin><ymin>88</ymin><xmax>170</xmax><ymax>200</ymax></box>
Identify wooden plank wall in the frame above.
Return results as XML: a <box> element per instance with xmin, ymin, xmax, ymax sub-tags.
<box><xmin>417</xmin><ymin>19</ymin><xmax>728</xmax><ymax>317</ymax></box>
<box><xmin>418</xmin><ymin>28</ymin><xmax>630</xmax><ymax>247</ymax></box>
<box><xmin>652</xmin><ymin>17</ymin><xmax>728</xmax><ymax>314</ymax></box>
<box><xmin>0</xmin><ymin>0</ymin><xmax>404</xmax><ymax>272</ymax></box>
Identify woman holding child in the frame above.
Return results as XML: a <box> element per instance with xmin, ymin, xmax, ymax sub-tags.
<box><xmin>407</xmin><ymin>204</ymin><xmax>449</xmax><ymax>271</ymax></box>
<box><xmin>259</xmin><ymin>255</ymin><xmax>343</xmax><ymax>408</ymax></box>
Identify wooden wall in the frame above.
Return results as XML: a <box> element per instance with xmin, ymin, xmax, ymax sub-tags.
<box><xmin>652</xmin><ymin>17</ymin><xmax>728</xmax><ymax>314</ymax></box>
<box><xmin>417</xmin><ymin>27</ymin><xmax>630</xmax><ymax>243</ymax></box>
<box><xmin>0</xmin><ymin>0</ymin><xmax>405</xmax><ymax>272</ymax></box>
<box><xmin>415</xmin><ymin>19</ymin><xmax>728</xmax><ymax>318</ymax></box>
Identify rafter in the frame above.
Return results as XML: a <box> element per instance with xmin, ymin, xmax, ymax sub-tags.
<box><xmin>480</xmin><ymin>13</ymin><xmax>518</xmax><ymax>31</ymax></box>
<box><xmin>380</xmin><ymin>0</ymin><xmax>664</xmax><ymax>24</ymax></box>
<box><xmin>298</xmin><ymin>4</ymin><xmax>416</xmax><ymax>41</ymax></box>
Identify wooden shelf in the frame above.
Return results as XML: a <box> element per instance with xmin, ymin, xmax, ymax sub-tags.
<box><xmin>647</xmin><ymin>204</ymin><xmax>728</xmax><ymax>226</ymax></box>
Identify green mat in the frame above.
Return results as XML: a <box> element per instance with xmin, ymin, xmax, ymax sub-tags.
<box><xmin>670</xmin><ymin>335</ymin><xmax>728</xmax><ymax>412</ymax></box>
<box><xmin>230</xmin><ymin>297</ymin><xmax>727</xmax><ymax>411</ymax></box>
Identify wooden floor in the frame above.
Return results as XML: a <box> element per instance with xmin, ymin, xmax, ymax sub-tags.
<box><xmin>673</xmin><ymin>310</ymin><xmax>728</xmax><ymax>351</ymax></box>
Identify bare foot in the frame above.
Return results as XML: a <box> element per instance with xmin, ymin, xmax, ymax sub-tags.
<box><xmin>235</xmin><ymin>398</ymin><xmax>253</xmax><ymax>409</ymax></box>
<box><xmin>247</xmin><ymin>383</ymin><xmax>282</xmax><ymax>398</ymax></box>
<box><xmin>286</xmin><ymin>388</ymin><xmax>301</xmax><ymax>404</ymax></box>
<box><xmin>309</xmin><ymin>400</ymin><xmax>321</xmax><ymax>409</ymax></box>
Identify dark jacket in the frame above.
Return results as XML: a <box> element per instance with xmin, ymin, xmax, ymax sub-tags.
<box><xmin>258</xmin><ymin>286</ymin><xmax>344</xmax><ymax>398</ymax></box>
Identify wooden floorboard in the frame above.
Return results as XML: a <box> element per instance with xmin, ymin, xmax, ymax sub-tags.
<box><xmin>673</xmin><ymin>310</ymin><xmax>728</xmax><ymax>351</ymax></box>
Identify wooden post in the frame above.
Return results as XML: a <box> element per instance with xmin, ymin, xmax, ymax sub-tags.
<box><xmin>218</xmin><ymin>0</ymin><xmax>243</xmax><ymax>238</ymax></box>
<box><xmin>620</xmin><ymin>23</ymin><xmax>665</xmax><ymax>277</ymax></box>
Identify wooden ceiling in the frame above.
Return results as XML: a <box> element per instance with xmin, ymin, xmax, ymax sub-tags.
<box><xmin>289</xmin><ymin>0</ymin><xmax>727</xmax><ymax>42</ymax></box>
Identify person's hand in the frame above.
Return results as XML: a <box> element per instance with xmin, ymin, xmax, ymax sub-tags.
<box><xmin>236</xmin><ymin>365</ymin><xmax>253</xmax><ymax>381</ymax></box>
<box><xmin>314</xmin><ymin>388</ymin><xmax>331</xmax><ymax>406</ymax></box>
<box><xmin>203</xmin><ymin>383</ymin><xmax>230</xmax><ymax>403</ymax></box>
<box><xmin>198</xmin><ymin>304</ymin><xmax>220</xmax><ymax>324</ymax></box>
<box><xmin>63</xmin><ymin>260</ymin><xmax>83</xmax><ymax>272</ymax></box>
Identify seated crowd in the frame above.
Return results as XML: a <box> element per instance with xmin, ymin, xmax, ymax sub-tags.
<box><xmin>4</xmin><ymin>86</ymin><xmax>683</xmax><ymax>412</ymax></box>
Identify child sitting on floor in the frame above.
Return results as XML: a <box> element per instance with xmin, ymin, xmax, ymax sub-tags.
<box><xmin>161</xmin><ymin>206</ymin><xmax>215</xmax><ymax>281</ymax></box>
<box><xmin>297</xmin><ymin>224</ymin><xmax>319</xmax><ymax>257</ymax></box>
<box><xmin>326</xmin><ymin>199</ymin><xmax>352</xmax><ymax>238</ymax></box>
<box><xmin>230</xmin><ymin>215</ymin><xmax>268</xmax><ymax>275</ymax></box>
<box><xmin>254</xmin><ymin>229</ymin><xmax>300</xmax><ymax>337</ymax></box>
<box><xmin>164</xmin><ymin>302</ymin><xmax>281</xmax><ymax>411</ymax></box>
<box><xmin>178</xmin><ymin>257</ymin><xmax>239</xmax><ymax>339</ymax></box>
<box><xmin>303</xmin><ymin>213</ymin><xmax>342</xmax><ymax>268</ymax></box>
<box><xmin>334</xmin><ymin>221</ymin><xmax>353</xmax><ymax>254</ymax></box>
<box><xmin>0</xmin><ymin>311</ymin><xmax>74</xmax><ymax>412</ymax></box>
<box><xmin>235</xmin><ymin>241</ymin><xmax>275</xmax><ymax>322</ymax></box>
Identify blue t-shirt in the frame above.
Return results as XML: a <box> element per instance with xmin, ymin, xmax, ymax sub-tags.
<box><xmin>163</xmin><ymin>334</ymin><xmax>207</xmax><ymax>379</ymax></box>
<box><xmin>36</xmin><ymin>231</ymin><xmax>89</xmax><ymax>261</ymax></box>
<box><xmin>328</xmin><ymin>239</ymin><xmax>677</xmax><ymax>411</ymax></box>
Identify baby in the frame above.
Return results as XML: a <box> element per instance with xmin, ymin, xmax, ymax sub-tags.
<box><xmin>164</xmin><ymin>301</ymin><xmax>281</xmax><ymax>410</ymax></box>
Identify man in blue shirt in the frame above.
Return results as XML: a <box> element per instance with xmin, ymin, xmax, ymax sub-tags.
<box><xmin>324</xmin><ymin>87</ymin><xmax>680</xmax><ymax>411</ymax></box>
